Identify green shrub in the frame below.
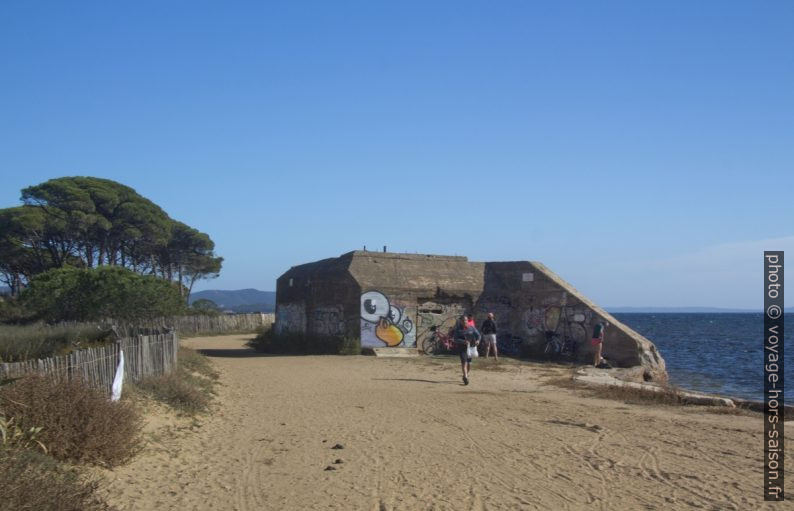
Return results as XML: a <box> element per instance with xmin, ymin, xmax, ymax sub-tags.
<box><xmin>0</xmin><ymin>449</ymin><xmax>115</xmax><ymax>511</ymax></box>
<box><xmin>247</xmin><ymin>328</ymin><xmax>361</xmax><ymax>355</ymax></box>
<box><xmin>188</xmin><ymin>299</ymin><xmax>220</xmax><ymax>315</ymax></box>
<box><xmin>22</xmin><ymin>266</ymin><xmax>185</xmax><ymax>323</ymax></box>
<box><xmin>0</xmin><ymin>415</ymin><xmax>47</xmax><ymax>453</ymax></box>
<box><xmin>0</xmin><ymin>296</ymin><xmax>32</xmax><ymax>323</ymax></box>
<box><xmin>0</xmin><ymin>323</ymin><xmax>113</xmax><ymax>362</ymax></box>
<box><xmin>0</xmin><ymin>375</ymin><xmax>142</xmax><ymax>467</ymax></box>
<box><xmin>337</xmin><ymin>335</ymin><xmax>361</xmax><ymax>355</ymax></box>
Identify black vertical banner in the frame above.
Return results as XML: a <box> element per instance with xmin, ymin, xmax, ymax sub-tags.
<box><xmin>764</xmin><ymin>251</ymin><xmax>784</xmax><ymax>501</ymax></box>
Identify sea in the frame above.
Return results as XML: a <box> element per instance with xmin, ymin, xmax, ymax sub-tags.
<box><xmin>612</xmin><ymin>313</ymin><xmax>791</xmax><ymax>404</ymax></box>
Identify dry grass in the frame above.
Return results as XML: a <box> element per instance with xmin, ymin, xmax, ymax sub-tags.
<box><xmin>134</xmin><ymin>372</ymin><xmax>212</xmax><ymax>415</ymax></box>
<box><xmin>132</xmin><ymin>346</ymin><xmax>217</xmax><ymax>414</ymax></box>
<box><xmin>0</xmin><ymin>323</ymin><xmax>113</xmax><ymax>362</ymax></box>
<box><xmin>178</xmin><ymin>346</ymin><xmax>220</xmax><ymax>380</ymax></box>
<box><xmin>545</xmin><ymin>372</ymin><xmax>698</xmax><ymax>405</ymax></box>
<box><xmin>0</xmin><ymin>448</ymin><xmax>115</xmax><ymax>511</ymax></box>
<box><xmin>583</xmin><ymin>381</ymin><xmax>689</xmax><ymax>406</ymax></box>
<box><xmin>0</xmin><ymin>375</ymin><xmax>143</xmax><ymax>467</ymax></box>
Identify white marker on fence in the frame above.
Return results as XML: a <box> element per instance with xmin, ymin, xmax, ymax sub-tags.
<box><xmin>111</xmin><ymin>349</ymin><xmax>124</xmax><ymax>402</ymax></box>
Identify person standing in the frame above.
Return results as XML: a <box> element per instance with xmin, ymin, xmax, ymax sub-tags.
<box><xmin>454</xmin><ymin>315</ymin><xmax>481</xmax><ymax>385</ymax></box>
<box><xmin>591</xmin><ymin>321</ymin><xmax>608</xmax><ymax>367</ymax></box>
<box><xmin>480</xmin><ymin>312</ymin><xmax>498</xmax><ymax>360</ymax></box>
<box><xmin>466</xmin><ymin>313</ymin><xmax>476</xmax><ymax>328</ymax></box>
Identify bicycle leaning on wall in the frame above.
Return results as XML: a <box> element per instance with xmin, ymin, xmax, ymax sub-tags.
<box><xmin>420</xmin><ymin>325</ymin><xmax>456</xmax><ymax>355</ymax></box>
<box><xmin>542</xmin><ymin>330</ymin><xmax>577</xmax><ymax>360</ymax></box>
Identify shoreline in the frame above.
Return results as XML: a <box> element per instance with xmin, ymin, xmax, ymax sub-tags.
<box><xmin>655</xmin><ymin>367</ymin><xmax>792</xmax><ymax>410</ymax></box>
<box><xmin>571</xmin><ymin>365</ymin><xmax>794</xmax><ymax>415</ymax></box>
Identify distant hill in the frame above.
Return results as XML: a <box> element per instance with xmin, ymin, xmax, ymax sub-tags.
<box><xmin>0</xmin><ymin>286</ymin><xmax>9</xmax><ymax>296</ymax></box>
<box><xmin>606</xmin><ymin>306</ymin><xmax>779</xmax><ymax>313</ymax></box>
<box><xmin>189</xmin><ymin>289</ymin><xmax>275</xmax><ymax>313</ymax></box>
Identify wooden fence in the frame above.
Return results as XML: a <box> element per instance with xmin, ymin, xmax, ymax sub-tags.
<box><xmin>57</xmin><ymin>313</ymin><xmax>275</xmax><ymax>338</ymax></box>
<box><xmin>170</xmin><ymin>313</ymin><xmax>274</xmax><ymax>336</ymax></box>
<box><xmin>0</xmin><ymin>314</ymin><xmax>273</xmax><ymax>396</ymax></box>
<box><xmin>0</xmin><ymin>333</ymin><xmax>178</xmax><ymax>397</ymax></box>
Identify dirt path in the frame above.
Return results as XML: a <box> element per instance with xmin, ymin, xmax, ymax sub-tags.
<box><xmin>103</xmin><ymin>334</ymin><xmax>790</xmax><ymax>510</ymax></box>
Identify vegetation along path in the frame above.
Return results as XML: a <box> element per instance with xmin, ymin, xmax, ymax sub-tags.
<box><xmin>103</xmin><ymin>334</ymin><xmax>791</xmax><ymax>510</ymax></box>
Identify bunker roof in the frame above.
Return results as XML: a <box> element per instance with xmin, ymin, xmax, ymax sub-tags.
<box><xmin>279</xmin><ymin>250</ymin><xmax>487</xmax><ymax>296</ymax></box>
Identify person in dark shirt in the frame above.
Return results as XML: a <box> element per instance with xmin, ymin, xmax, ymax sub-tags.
<box><xmin>454</xmin><ymin>315</ymin><xmax>481</xmax><ymax>385</ymax></box>
<box><xmin>480</xmin><ymin>312</ymin><xmax>498</xmax><ymax>360</ymax></box>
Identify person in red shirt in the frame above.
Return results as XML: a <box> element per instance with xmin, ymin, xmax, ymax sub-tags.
<box><xmin>591</xmin><ymin>321</ymin><xmax>608</xmax><ymax>367</ymax></box>
<box><xmin>466</xmin><ymin>313</ymin><xmax>475</xmax><ymax>328</ymax></box>
<box><xmin>454</xmin><ymin>316</ymin><xmax>481</xmax><ymax>385</ymax></box>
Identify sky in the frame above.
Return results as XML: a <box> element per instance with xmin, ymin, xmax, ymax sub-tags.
<box><xmin>1</xmin><ymin>1</ymin><xmax>792</xmax><ymax>309</ymax></box>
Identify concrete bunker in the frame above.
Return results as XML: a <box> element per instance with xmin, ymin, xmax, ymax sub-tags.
<box><xmin>275</xmin><ymin>251</ymin><xmax>667</xmax><ymax>381</ymax></box>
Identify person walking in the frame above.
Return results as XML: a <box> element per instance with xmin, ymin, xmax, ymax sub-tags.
<box><xmin>454</xmin><ymin>315</ymin><xmax>481</xmax><ymax>385</ymax></box>
<box><xmin>480</xmin><ymin>312</ymin><xmax>498</xmax><ymax>360</ymax></box>
<box><xmin>591</xmin><ymin>321</ymin><xmax>608</xmax><ymax>367</ymax></box>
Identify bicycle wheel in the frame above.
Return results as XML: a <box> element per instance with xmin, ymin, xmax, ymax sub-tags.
<box><xmin>421</xmin><ymin>336</ymin><xmax>437</xmax><ymax>355</ymax></box>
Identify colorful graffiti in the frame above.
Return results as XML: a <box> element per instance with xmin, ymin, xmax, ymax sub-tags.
<box><xmin>470</xmin><ymin>296</ymin><xmax>597</xmax><ymax>357</ymax></box>
<box><xmin>524</xmin><ymin>308</ymin><xmax>546</xmax><ymax>336</ymax></box>
<box><xmin>360</xmin><ymin>291</ymin><xmax>415</xmax><ymax>348</ymax></box>
<box><xmin>276</xmin><ymin>303</ymin><xmax>306</xmax><ymax>334</ymax></box>
<box><xmin>311</xmin><ymin>306</ymin><xmax>346</xmax><ymax>336</ymax></box>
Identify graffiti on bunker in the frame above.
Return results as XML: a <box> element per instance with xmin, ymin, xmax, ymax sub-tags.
<box><xmin>360</xmin><ymin>290</ymin><xmax>415</xmax><ymax>347</ymax></box>
<box><xmin>276</xmin><ymin>302</ymin><xmax>307</xmax><ymax>334</ymax></box>
<box><xmin>522</xmin><ymin>305</ymin><xmax>593</xmax><ymax>345</ymax></box>
<box><xmin>311</xmin><ymin>306</ymin><xmax>346</xmax><ymax>336</ymax></box>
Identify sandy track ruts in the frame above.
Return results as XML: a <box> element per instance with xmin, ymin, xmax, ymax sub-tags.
<box><xmin>102</xmin><ymin>334</ymin><xmax>791</xmax><ymax>510</ymax></box>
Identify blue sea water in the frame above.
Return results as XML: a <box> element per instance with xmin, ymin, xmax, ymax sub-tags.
<box><xmin>612</xmin><ymin>313</ymin><xmax>791</xmax><ymax>403</ymax></box>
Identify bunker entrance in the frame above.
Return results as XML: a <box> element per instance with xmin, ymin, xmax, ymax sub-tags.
<box><xmin>415</xmin><ymin>300</ymin><xmax>470</xmax><ymax>350</ymax></box>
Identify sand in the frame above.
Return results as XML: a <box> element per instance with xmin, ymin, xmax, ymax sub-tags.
<box><xmin>102</xmin><ymin>334</ymin><xmax>791</xmax><ymax>510</ymax></box>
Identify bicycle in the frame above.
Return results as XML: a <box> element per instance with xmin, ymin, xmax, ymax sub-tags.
<box><xmin>420</xmin><ymin>326</ymin><xmax>456</xmax><ymax>355</ymax></box>
<box><xmin>543</xmin><ymin>331</ymin><xmax>577</xmax><ymax>360</ymax></box>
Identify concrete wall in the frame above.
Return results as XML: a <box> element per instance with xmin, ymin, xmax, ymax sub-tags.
<box><xmin>274</xmin><ymin>251</ymin><xmax>667</xmax><ymax>381</ymax></box>
<box><xmin>473</xmin><ymin>261</ymin><xmax>666</xmax><ymax>380</ymax></box>
<box><xmin>276</xmin><ymin>253</ymin><xmax>360</xmax><ymax>338</ymax></box>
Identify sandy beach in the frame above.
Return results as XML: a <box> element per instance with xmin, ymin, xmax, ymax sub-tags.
<box><xmin>102</xmin><ymin>334</ymin><xmax>791</xmax><ymax>510</ymax></box>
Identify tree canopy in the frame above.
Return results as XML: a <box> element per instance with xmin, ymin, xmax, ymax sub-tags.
<box><xmin>0</xmin><ymin>177</ymin><xmax>222</xmax><ymax>300</ymax></box>
<box><xmin>190</xmin><ymin>298</ymin><xmax>220</xmax><ymax>313</ymax></box>
<box><xmin>22</xmin><ymin>266</ymin><xmax>186</xmax><ymax>322</ymax></box>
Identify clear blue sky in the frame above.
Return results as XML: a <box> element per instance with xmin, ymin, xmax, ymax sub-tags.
<box><xmin>2</xmin><ymin>1</ymin><xmax>792</xmax><ymax>308</ymax></box>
